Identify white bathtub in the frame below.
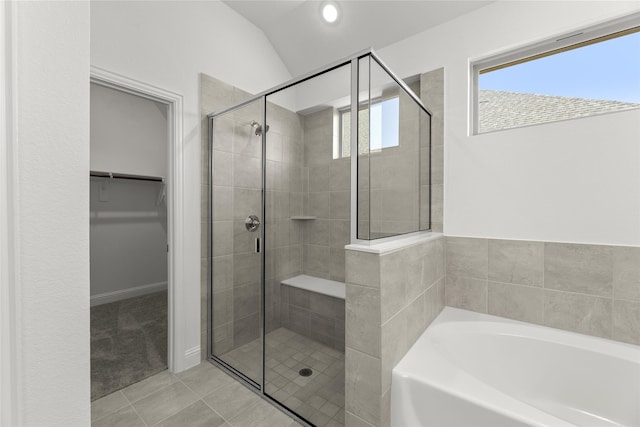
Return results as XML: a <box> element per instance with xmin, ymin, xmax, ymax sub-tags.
<box><xmin>391</xmin><ymin>307</ymin><xmax>640</xmax><ymax>427</ymax></box>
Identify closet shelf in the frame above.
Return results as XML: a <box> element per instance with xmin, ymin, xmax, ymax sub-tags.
<box><xmin>290</xmin><ymin>216</ymin><xmax>316</xmax><ymax>220</ymax></box>
<box><xmin>90</xmin><ymin>170</ymin><xmax>165</xmax><ymax>183</ymax></box>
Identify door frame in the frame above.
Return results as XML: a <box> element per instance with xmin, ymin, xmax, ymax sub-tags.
<box><xmin>1</xmin><ymin>2</ymin><xmax>20</xmax><ymax>425</ymax></box>
<box><xmin>89</xmin><ymin>66</ymin><xmax>185</xmax><ymax>372</ymax></box>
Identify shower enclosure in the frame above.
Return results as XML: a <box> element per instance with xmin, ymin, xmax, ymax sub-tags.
<box><xmin>207</xmin><ymin>50</ymin><xmax>431</xmax><ymax>426</ymax></box>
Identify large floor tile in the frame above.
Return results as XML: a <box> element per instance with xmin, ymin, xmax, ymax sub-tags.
<box><xmin>92</xmin><ymin>405</ymin><xmax>146</xmax><ymax>427</ymax></box>
<box><xmin>228</xmin><ymin>399</ymin><xmax>292</xmax><ymax>427</ymax></box>
<box><xmin>156</xmin><ymin>400</ymin><xmax>226</xmax><ymax>427</ymax></box>
<box><xmin>91</xmin><ymin>390</ymin><xmax>129</xmax><ymax>422</ymax></box>
<box><xmin>122</xmin><ymin>370</ymin><xmax>178</xmax><ymax>403</ymax></box>
<box><xmin>177</xmin><ymin>362</ymin><xmax>236</xmax><ymax>397</ymax></box>
<box><xmin>202</xmin><ymin>381</ymin><xmax>261</xmax><ymax>420</ymax></box>
<box><xmin>132</xmin><ymin>381</ymin><xmax>199</xmax><ymax>426</ymax></box>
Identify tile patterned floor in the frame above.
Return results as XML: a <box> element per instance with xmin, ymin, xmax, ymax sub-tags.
<box><xmin>221</xmin><ymin>328</ymin><xmax>345</xmax><ymax>427</ymax></box>
<box><xmin>91</xmin><ymin>362</ymin><xmax>301</xmax><ymax>427</ymax></box>
<box><xmin>92</xmin><ymin>328</ymin><xmax>344</xmax><ymax>427</ymax></box>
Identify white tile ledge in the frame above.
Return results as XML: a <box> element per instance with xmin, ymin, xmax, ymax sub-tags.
<box><xmin>281</xmin><ymin>274</ymin><xmax>345</xmax><ymax>300</ymax></box>
<box><xmin>345</xmin><ymin>231</ymin><xmax>443</xmax><ymax>254</ymax></box>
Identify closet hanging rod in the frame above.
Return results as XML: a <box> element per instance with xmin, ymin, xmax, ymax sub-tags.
<box><xmin>90</xmin><ymin>170</ymin><xmax>164</xmax><ymax>182</ymax></box>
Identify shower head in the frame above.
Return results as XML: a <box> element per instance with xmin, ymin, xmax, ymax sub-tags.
<box><xmin>250</xmin><ymin>120</ymin><xmax>269</xmax><ymax>136</ymax></box>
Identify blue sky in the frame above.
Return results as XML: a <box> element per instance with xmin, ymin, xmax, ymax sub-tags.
<box><xmin>480</xmin><ymin>31</ymin><xmax>640</xmax><ymax>103</ymax></box>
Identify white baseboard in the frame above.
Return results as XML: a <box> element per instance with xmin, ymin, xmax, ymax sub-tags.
<box><xmin>90</xmin><ymin>281</ymin><xmax>167</xmax><ymax>306</ymax></box>
<box><xmin>183</xmin><ymin>346</ymin><xmax>201</xmax><ymax>370</ymax></box>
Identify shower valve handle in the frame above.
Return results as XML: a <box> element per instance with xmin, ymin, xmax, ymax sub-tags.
<box><xmin>245</xmin><ymin>215</ymin><xmax>261</xmax><ymax>232</ymax></box>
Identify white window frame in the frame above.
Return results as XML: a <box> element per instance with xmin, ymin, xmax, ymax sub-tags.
<box><xmin>470</xmin><ymin>13</ymin><xmax>640</xmax><ymax>135</ymax></box>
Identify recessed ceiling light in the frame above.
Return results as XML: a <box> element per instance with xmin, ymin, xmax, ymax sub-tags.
<box><xmin>322</xmin><ymin>2</ymin><xmax>339</xmax><ymax>24</ymax></box>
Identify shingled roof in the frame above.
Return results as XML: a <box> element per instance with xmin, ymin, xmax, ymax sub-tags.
<box><xmin>478</xmin><ymin>89</ymin><xmax>640</xmax><ymax>133</ymax></box>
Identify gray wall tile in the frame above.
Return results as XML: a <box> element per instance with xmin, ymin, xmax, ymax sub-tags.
<box><xmin>488</xmin><ymin>239</ymin><xmax>543</xmax><ymax>286</ymax></box>
<box><xmin>346</xmin><ymin>251</ymin><xmax>380</xmax><ymax>288</ymax></box>
<box><xmin>613</xmin><ymin>246</ymin><xmax>640</xmax><ymax>301</ymax></box>
<box><xmin>212</xmin><ymin>256</ymin><xmax>233</xmax><ymax>291</ymax></box>
<box><xmin>310</xmin><ymin>312</ymin><xmax>335</xmax><ymax>339</ymax></box>
<box><xmin>233</xmin><ymin>283</ymin><xmax>259</xmax><ymax>320</ymax></box>
<box><xmin>212</xmin><ymin>221</ymin><xmax>233</xmax><ymax>257</ymax></box>
<box><xmin>446</xmin><ymin>275</ymin><xmax>487</xmax><ymax>313</ymax></box>
<box><xmin>613</xmin><ymin>299</ymin><xmax>640</xmax><ymax>345</ymax></box>
<box><xmin>233</xmin><ymin>312</ymin><xmax>260</xmax><ymax>347</ymax></box>
<box><xmin>310</xmin><ymin>292</ymin><xmax>337</xmax><ymax>318</ymax></box>
<box><xmin>405</xmin><ymin>293</ymin><xmax>426</xmax><ymax>345</ymax></box>
<box><xmin>488</xmin><ymin>282</ymin><xmax>543</xmax><ymax>324</ymax></box>
<box><xmin>543</xmin><ymin>290</ymin><xmax>612</xmax><ymax>338</ymax></box>
<box><xmin>346</xmin><ymin>284</ymin><xmax>381</xmax><ymax>358</ymax></box>
<box><xmin>380</xmin><ymin>253</ymin><xmax>407</xmax><ymax>323</ymax></box>
<box><xmin>425</xmin><ymin>279</ymin><xmax>444</xmax><ymax>326</ymax></box>
<box><xmin>381</xmin><ymin>311</ymin><xmax>408</xmax><ymax>393</ymax></box>
<box><xmin>212</xmin><ymin>150</ymin><xmax>233</xmax><ymax>186</ymax></box>
<box><xmin>544</xmin><ymin>242</ymin><xmax>613</xmax><ymax>297</ymax></box>
<box><xmin>446</xmin><ymin>237</ymin><xmax>488</xmax><ymax>279</ymax></box>
<box><xmin>345</xmin><ymin>349</ymin><xmax>381</xmax><ymax>427</ymax></box>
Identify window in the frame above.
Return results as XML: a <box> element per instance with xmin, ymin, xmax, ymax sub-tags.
<box><xmin>338</xmin><ymin>97</ymin><xmax>399</xmax><ymax>157</ymax></box>
<box><xmin>472</xmin><ymin>19</ymin><xmax>640</xmax><ymax>134</ymax></box>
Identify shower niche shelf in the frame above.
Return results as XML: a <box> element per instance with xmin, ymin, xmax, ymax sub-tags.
<box><xmin>290</xmin><ymin>216</ymin><xmax>316</xmax><ymax>220</ymax></box>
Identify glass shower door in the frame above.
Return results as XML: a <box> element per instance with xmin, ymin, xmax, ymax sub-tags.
<box><xmin>209</xmin><ymin>99</ymin><xmax>264</xmax><ymax>386</ymax></box>
<box><xmin>262</xmin><ymin>63</ymin><xmax>351</xmax><ymax>426</ymax></box>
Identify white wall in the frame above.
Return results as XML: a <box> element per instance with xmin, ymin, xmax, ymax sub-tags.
<box><xmin>90</xmin><ymin>84</ymin><xmax>168</xmax><ymax>304</ymax></box>
<box><xmin>379</xmin><ymin>1</ymin><xmax>640</xmax><ymax>246</ymax></box>
<box><xmin>91</xmin><ymin>0</ymin><xmax>292</xmax><ymax>370</ymax></box>
<box><xmin>90</xmin><ymin>83</ymin><xmax>168</xmax><ymax>178</ymax></box>
<box><xmin>10</xmin><ymin>1</ymin><xmax>90</xmax><ymax>425</ymax></box>
<box><xmin>90</xmin><ymin>179</ymin><xmax>168</xmax><ymax>303</ymax></box>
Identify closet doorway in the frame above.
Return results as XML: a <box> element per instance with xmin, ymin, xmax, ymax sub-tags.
<box><xmin>88</xmin><ymin>71</ymin><xmax>180</xmax><ymax>401</ymax></box>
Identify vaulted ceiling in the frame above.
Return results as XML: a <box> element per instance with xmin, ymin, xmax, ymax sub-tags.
<box><xmin>223</xmin><ymin>0</ymin><xmax>493</xmax><ymax>77</ymax></box>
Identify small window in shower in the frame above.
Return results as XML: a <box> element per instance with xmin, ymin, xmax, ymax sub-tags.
<box><xmin>472</xmin><ymin>18</ymin><xmax>640</xmax><ymax>134</ymax></box>
<box><xmin>338</xmin><ymin>96</ymin><xmax>399</xmax><ymax>157</ymax></box>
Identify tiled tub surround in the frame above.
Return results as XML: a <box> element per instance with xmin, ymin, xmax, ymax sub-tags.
<box><xmin>445</xmin><ymin>237</ymin><xmax>640</xmax><ymax>346</ymax></box>
<box><xmin>344</xmin><ymin>233</ymin><xmax>445</xmax><ymax>427</ymax></box>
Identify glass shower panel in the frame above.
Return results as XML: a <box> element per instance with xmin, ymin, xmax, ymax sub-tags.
<box><xmin>210</xmin><ymin>98</ymin><xmax>264</xmax><ymax>386</ymax></box>
<box><xmin>264</xmin><ymin>63</ymin><xmax>350</xmax><ymax>426</ymax></box>
<box><xmin>358</xmin><ymin>56</ymin><xmax>430</xmax><ymax>239</ymax></box>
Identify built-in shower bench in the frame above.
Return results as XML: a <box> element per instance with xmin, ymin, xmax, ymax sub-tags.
<box><xmin>280</xmin><ymin>275</ymin><xmax>345</xmax><ymax>351</ymax></box>
<box><xmin>281</xmin><ymin>274</ymin><xmax>345</xmax><ymax>300</ymax></box>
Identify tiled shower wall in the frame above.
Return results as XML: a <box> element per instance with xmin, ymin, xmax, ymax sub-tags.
<box><xmin>201</xmin><ymin>73</ymin><xmax>304</xmax><ymax>359</ymax></box>
<box><xmin>263</xmin><ymin>102</ymin><xmax>306</xmax><ymax>335</ymax></box>
<box><xmin>445</xmin><ymin>237</ymin><xmax>640</xmax><ymax>345</ymax></box>
<box><xmin>280</xmin><ymin>285</ymin><xmax>346</xmax><ymax>351</ymax></box>
<box><xmin>302</xmin><ymin>108</ymin><xmax>350</xmax><ymax>283</ymax></box>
